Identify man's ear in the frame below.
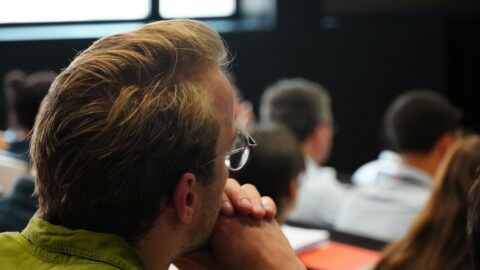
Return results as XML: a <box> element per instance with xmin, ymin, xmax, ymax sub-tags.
<box><xmin>172</xmin><ymin>173</ymin><xmax>198</xmax><ymax>224</ymax></box>
<box><xmin>303</xmin><ymin>125</ymin><xmax>322</xmax><ymax>149</ymax></box>
<box><xmin>301</xmin><ymin>125</ymin><xmax>322</xmax><ymax>163</ymax></box>
<box><xmin>288</xmin><ymin>178</ymin><xmax>299</xmax><ymax>204</ymax></box>
<box><xmin>435</xmin><ymin>132</ymin><xmax>455</xmax><ymax>158</ymax></box>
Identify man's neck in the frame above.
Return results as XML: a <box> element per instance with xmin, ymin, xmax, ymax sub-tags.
<box><xmin>133</xmin><ymin>215</ymin><xmax>182</xmax><ymax>270</ymax></box>
<box><xmin>400</xmin><ymin>152</ymin><xmax>438</xmax><ymax>178</ymax></box>
<box><xmin>302</xmin><ymin>144</ymin><xmax>321</xmax><ymax>165</ymax></box>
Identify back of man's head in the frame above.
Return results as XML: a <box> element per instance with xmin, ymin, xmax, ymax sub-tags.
<box><xmin>260</xmin><ymin>78</ymin><xmax>332</xmax><ymax>143</ymax></box>
<box><xmin>385</xmin><ymin>90</ymin><xmax>462</xmax><ymax>154</ymax></box>
<box><xmin>31</xmin><ymin>19</ymin><xmax>228</xmax><ymax>243</ymax></box>
<box><xmin>3</xmin><ymin>70</ymin><xmax>56</xmax><ymax>131</ymax></box>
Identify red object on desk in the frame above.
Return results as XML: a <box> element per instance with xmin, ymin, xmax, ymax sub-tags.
<box><xmin>299</xmin><ymin>241</ymin><xmax>381</xmax><ymax>270</ymax></box>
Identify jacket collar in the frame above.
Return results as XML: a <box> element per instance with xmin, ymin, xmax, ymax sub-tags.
<box><xmin>22</xmin><ymin>216</ymin><xmax>145</xmax><ymax>270</ymax></box>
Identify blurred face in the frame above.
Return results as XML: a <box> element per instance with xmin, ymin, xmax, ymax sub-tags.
<box><xmin>318</xmin><ymin>122</ymin><xmax>334</xmax><ymax>164</ymax></box>
<box><xmin>310</xmin><ymin>121</ymin><xmax>334</xmax><ymax>165</ymax></box>
<box><xmin>189</xmin><ymin>66</ymin><xmax>235</xmax><ymax>247</ymax></box>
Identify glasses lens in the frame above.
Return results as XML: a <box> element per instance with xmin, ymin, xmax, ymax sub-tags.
<box><xmin>225</xmin><ymin>147</ymin><xmax>250</xmax><ymax>171</ymax></box>
<box><xmin>224</xmin><ymin>130</ymin><xmax>253</xmax><ymax>171</ymax></box>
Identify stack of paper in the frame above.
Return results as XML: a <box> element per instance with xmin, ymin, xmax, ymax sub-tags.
<box><xmin>281</xmin><ymin>225</ymin><xmax>330</xmax><ymax>254</ymax></box>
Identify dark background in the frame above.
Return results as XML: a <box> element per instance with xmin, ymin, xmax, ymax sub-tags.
<box><xmin>1</xmin><ymin>0</ymin><xmax>479</xmax><ymax>174</ymax></box>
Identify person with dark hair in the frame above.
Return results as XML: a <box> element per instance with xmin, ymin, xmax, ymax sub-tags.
<box><xmin>374</xmin><ymin>136</ymin><xmax>480</xmax><ymax>270</ymax></box>
<box><xmin>467</xmin><ymin>173</ymin><xmax>480</xmax><ymax>269</ymax></box>
<box><xmin>468</xmin><ymin>174</ymin><xmax>480</xmax><ymax>270</ymax></box>
<box><xmin>0</xmin><ymin>20</ymin><xmax>306</xmax><ymax>270</ymax></box>
<box><xmin>230</xmin><ymin>123</ymin><xmax>305</xmax><ymax>224</ymax></box>
<box><xmin>335</xmin><ymin>90</ymin><xmax>462</xmax><ymax>241</ymax></box>
<box><xmin>1</xmin><ymin>69</ymin><xmax>56</xmax><ymax>162</ymax></box>
<box><xmin>260</xmin><ymin>78</ymin><xmax>351</xmax><ymax>227</ymax></box>
<box><xmin>0</xmin><ymin>70</ymin><xmax>55</xmax><ymax>231</ymax></box>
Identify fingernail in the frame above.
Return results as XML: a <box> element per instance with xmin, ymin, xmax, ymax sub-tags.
<box><xmin>253</xmin><ymin>203</ymin><xmax>264</xmax><ymax>213</ymax></box>
<box><xmin>239</xmin><ymin>198</ymin><xmax>251</xmax><ymax>208</ymax></box>
<box><xmin>223</xmin><ymin>200</ymin><xmax>233</xmax><ymax>211</ymax></box>
<box><xmin>261</xmin><ymin>197</ymin><xmax>271</xmax><ymax>207</ymax></box>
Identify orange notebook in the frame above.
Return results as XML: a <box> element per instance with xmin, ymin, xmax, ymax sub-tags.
<box><xmin>299</xmin><ymin>241</ymin><xmax>380</xmax><ymax>270</ymax></box>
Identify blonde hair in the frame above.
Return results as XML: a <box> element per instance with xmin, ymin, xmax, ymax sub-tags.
<box><xmin>375</xmin><ymin>136</ymin><xmax>480</xmax><ymax>270</ymax></box>
<box><xmin>31</xmin><ymin>19</ymin><xmax>229</xmax><ymax>242</ymax></box>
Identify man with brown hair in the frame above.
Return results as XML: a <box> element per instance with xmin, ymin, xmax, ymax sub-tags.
<box><xmin>468</xmin><ymin>175</ymin><xmax>480</xmax><ymax>269</ymax></box>
<box><xmin>0</xmin><ymin>20</ymin><xmax>305</xmax><ymax>270</ymax></box>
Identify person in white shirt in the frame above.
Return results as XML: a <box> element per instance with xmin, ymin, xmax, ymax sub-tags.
<box><xmin>352</xmin><ymin>150</ymin><xmax>401</xmax><ymax>187</ymax></box>
<box><xmin>335</xmin><ymin>90</ymin><xmax>462</xmax><ymax>241</ymax></box>
<box><xmin>260</xmin><ymin>78</ymin><xmax>351</xmax><ymax>227</ymax></box>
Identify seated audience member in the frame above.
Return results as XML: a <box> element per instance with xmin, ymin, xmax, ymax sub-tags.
<box><xmin>230</xmin><ymin>123</ymin><xmax>305</xmax><ymax>224</ymax></box>
<box><xmin>260</xmin><ymin>78</ymin><xmax>351</xmax><ymax>227</ymax></box>
<box><xmin>374</xmin><ymin>136</ymin><xmax>480</xmax><ymax>270</ymax></box>
<box><xmin>0</xmin><ymin>70</ymin><xmax>54</xmax><ymax>230</ymax></box>
<box><xmin>468</xmin><ymin>174</ymin><xmax>480</xmax><ymax>270</ymax></box>
<box><xmin>1</xmin><ymin>69</ymin><xmax>56</xmax><ymax>162</ymax></box>
<box><xmin>0</xmin><ymin>175</ymin><xmax>37</xmax><ymax>232</ymax></box>
<box><xmin>0</xmin><ymin>20</ymin><xmax>305</xmax><ymax>270</ymax></box>
<box><xmin>335</xmin><ymin>90</ymin><xmax>462</xmax><ymax>241</ymax></box>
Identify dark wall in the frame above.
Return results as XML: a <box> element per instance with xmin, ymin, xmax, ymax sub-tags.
<box><xmin>0</xmin><ymin>39</ymin><xmax>94</xmax><ymax>129</ymax></box>
<box><xmin>446</xmin><ymin>20</ymin><xmax>480</xmax><ymax>134</ymax></box>
<box><xmin>225</xmin><ymin>11</ymin><xmax>476</xmax><ymax>173</ymax></box>
<box><xmin>1</xmin><ymin>5</ymin><xmax>479</xmax><ymax>174</ymax></box>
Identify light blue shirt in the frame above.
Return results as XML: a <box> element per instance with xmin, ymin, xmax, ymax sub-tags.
<box><xmin>334</xmin><ymin>162</ymin><xmax>432</xmax><ymax>242</ymax></box>
<box><xmin>288</xmin><ymin>158</ymin><xmax>352</xmax><ymax>227</ymax></box>
<box><xmin>352</xmin><ymin>150</ymin><xmax>401</xmax><ymax>187</ymax></box>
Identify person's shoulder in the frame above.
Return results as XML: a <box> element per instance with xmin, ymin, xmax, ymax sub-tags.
<box><xmin>0</xmin><ymin>231</ymin><xmax>27</xmax><ymax>254</ymax></box>
<box><xmin>352</xmin><ymin>151</ymin><xmax>401</xmax><ymax>186</ymax></box>
<box><xmin>0</xmin><ymin>231</ymin><xmax>23</xmax><ymax>239</ymax></box>
<box><xmin>0</xmin><ymin>231</ymin><xmax>127</xmax><ymax>270</ymax></box>
<box><xmin>303</xmin><ymin>162</ymin><xmax>338</xmax><ymax>181</ymax></box>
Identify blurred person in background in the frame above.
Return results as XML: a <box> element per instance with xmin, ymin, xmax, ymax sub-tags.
<box><xmin>260</xmin><ymin>78</ymin><xmax>351</xmax><ymax>227</ymax></box>
<box><xmin>336</xmin><ymin>90</ymin><xmax>463</xmax><ymax>241</ymax></box>
<box><xmin>374</xmin><ymin>135</ymin><xmax>480</xmax><ymax>270</ymax></box>
<box><xmin>0</xmin><ymin>69</ymin><xmax>55</xmax><ymax>231</ymax></box>
<box><xmin>1</xmin><ymin>69</ymin><xmax>56</xmax><ymax>163</ymax></box>
<box><xmin>467</xmin><ymin>173</ymin><xmax>480</xmax><ymax>270</ymax></box>
<box><xmin>230</xmin><ymin>123</ymin><xmax>305</xmax><ymax>224</ymax></box>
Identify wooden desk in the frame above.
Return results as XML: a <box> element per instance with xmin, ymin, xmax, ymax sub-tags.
<box><xmin>299</xmin><ymin>241</ymin><xmax>380</xmax><ymax>270</ymax></box>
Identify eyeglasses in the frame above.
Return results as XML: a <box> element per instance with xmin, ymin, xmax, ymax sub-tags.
<box><xmin>194</xmin><ymin>129</ymin><xmax>256</xmax><ymax>172</ymax></box>
<box><xmin>224</xmin><ymin>129</ymin><xmax>257</xmax><ymax>171</ymax></box>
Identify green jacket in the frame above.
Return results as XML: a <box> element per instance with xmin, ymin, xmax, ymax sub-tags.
<box><xmin>0</xmin><ymin>216</ymin><xmax>145</xmax><ymax>269</ymax></box>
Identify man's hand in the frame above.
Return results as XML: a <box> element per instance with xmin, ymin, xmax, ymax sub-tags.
<box><xmin>174</xmin><ymin>179</ymin><xmax>304</xmax><ymax>270</ymax></box>
<box><xmin>210</xmin><ymin>215</ymin><xmax>306</xmax><ymax>270</ymax></box>
<box><xmin>174</xmin><ymin>216</ymin><xmax>305</xmax><ymax>270</ymax></box>
<box><xmin>220</xmin><ymin>178</ymin><xmax>276</xmax><ymax>219</ymax></box>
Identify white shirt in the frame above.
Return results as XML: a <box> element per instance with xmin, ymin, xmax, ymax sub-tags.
<box><xmin>352</xmin><ymin>150</ymin><xmax>401</xmax><ymax>187</ymax></box>
<box><xmin>334</xmin><ymin>162</ymin><xmax>432</xmax><ymax>242</ymax></box>
<box><xmin>288</xmin><ymin>158</ymin><xmax>352</xmax><ymax>227</ymax></box>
